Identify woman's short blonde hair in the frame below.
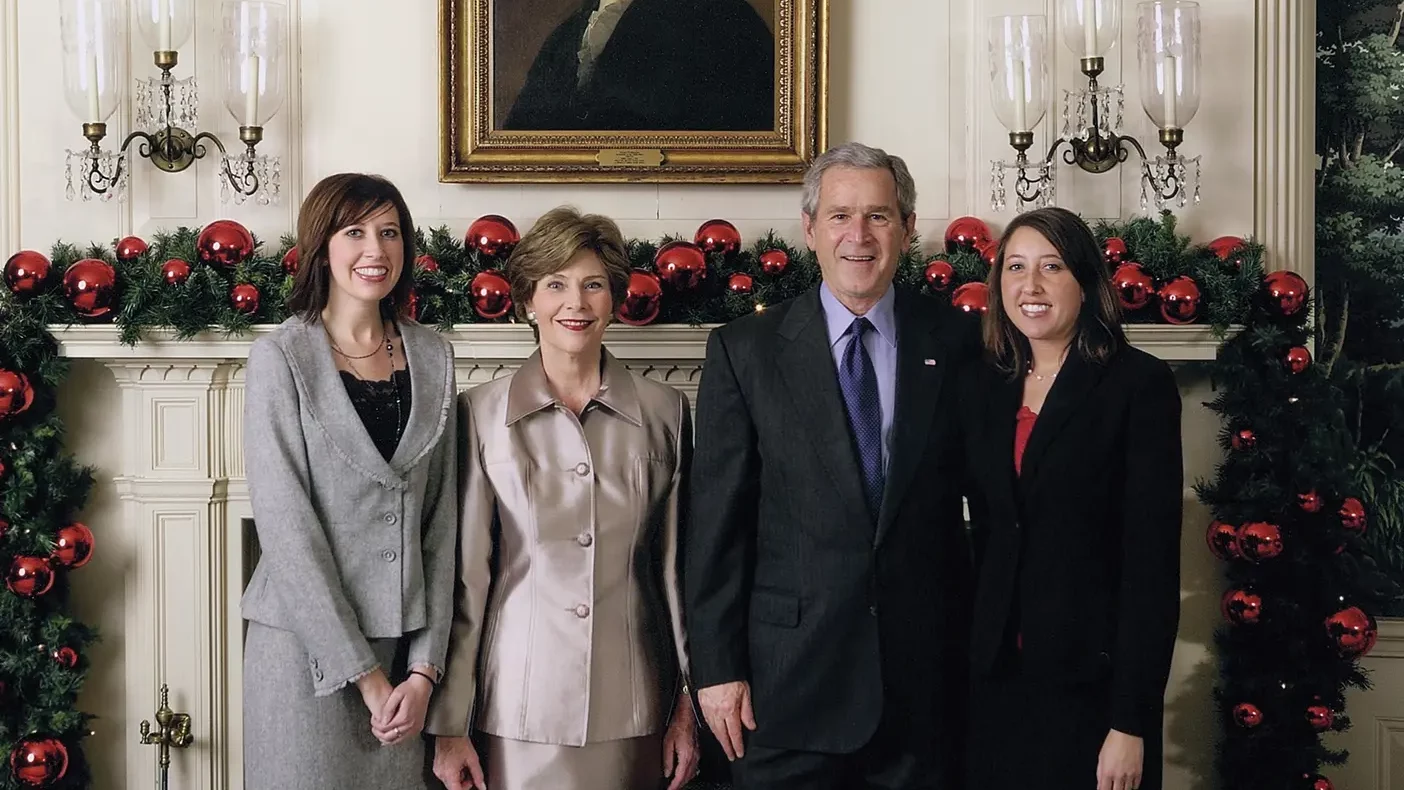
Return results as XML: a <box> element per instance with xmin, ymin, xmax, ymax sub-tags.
<box><xmin>504</xmin><ymin>207</ymin><xmax>632</xmax><ymax>321</ymax></box>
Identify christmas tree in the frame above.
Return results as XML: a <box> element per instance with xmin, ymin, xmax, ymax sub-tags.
<box><xmin>0</xmin><ymin>308</ymin><xmax>98</xmax><ymax>789</ymax></box>
<box><xmin>1317</xmin><ymin>0</ymin><xmax>1404</xmax><ymax>604</ymax></box>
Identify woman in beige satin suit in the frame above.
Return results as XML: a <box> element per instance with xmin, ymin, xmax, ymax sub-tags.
<box><xmin>426</xmin><ymin>207</ymin><xmax>699</xmax><ymax>790</ymax></box>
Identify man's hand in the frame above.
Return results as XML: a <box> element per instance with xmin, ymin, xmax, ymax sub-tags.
<box><xmin>696</xmin><ymin>681</ymin><xmax>756</xmax><ymax>761</ymax></box>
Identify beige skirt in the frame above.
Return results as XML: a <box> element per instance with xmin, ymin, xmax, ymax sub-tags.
<box><xmin>477</xmin><ymin>730</ymin><xmax>664</xmax><ymax>790</ymax></box>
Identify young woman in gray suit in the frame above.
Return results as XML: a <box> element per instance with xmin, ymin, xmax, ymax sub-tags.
<box><xmin>241</xmin><ymin>173</ymin><xmax>459</xmax><ymax>789</ymax></box>
<box><xmin>426</xmin><ymin>207</ymin><xmax>699</xmax><ymax>790</ymax></box>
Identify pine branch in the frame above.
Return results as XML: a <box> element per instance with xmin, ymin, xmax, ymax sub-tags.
<box><xmin>1366</xmin><ymin>362</ymin><xmax>1404</xmax><ymax>373</ymax></box>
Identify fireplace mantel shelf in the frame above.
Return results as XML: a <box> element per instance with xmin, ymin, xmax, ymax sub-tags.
<box><xmin>48</xmin><ymin>323</ymin><xmax>1233</xmax><ymax>362</ymax></box>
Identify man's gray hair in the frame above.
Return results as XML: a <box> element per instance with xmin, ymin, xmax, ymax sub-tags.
<box><xmin>800</xmin><ymin>142</ymin><xmax>917</xmax><ymax>221</ymax></box>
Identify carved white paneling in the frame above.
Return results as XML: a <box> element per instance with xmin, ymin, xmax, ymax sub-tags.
<box><xmin>1322</xmin><ymin>619</ymin><xmax>1404</xmax><ymax>790</ymax></box>
<box><xmin>0</xmin><ymin>0</ymin><xmax>18</xmax><ymax>256</ymax></box>
<box><xmin>1254</xmin><ymin>0</ymin><xmax>1315</xmax><ymax>278</ymax></box>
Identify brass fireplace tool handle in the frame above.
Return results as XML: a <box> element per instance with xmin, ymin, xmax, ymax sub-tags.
<box><xmin>140</xmin><ymin>684</ymin><xmax>193</xmax><ymax>790</ymax></box>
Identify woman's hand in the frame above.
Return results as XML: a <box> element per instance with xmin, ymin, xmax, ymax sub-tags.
<box><xmin>434</xmin><ymin>735</ymin><xmax>487</xmax><ymax>790</ymax></box>
<box><xmin>373</xmin><ymin>673</ymin><xmax>434</xmax><ymax>746</ymax></box>
<box><xmin>355</xmin><ymin>668</ymin><xmax>394</xmax><ymax>743</ymax></box>
<box><xmin>662</xmin><ymin>691</ymin><xmax>700</xmax><ymax>790</ymax></box>
<box><xmin>1096</xmin><ymin>729</ymin><xmax>1144</xmax><ymax>790</ymax></box>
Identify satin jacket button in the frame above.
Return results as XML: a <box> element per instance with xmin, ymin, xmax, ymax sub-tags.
<box><xmin>574</xmin><ymin>603</ymin><xmax>591</xmax><ymax>618</ymax></box>
<box><xmin>577</xmin><ymin>533</ymin><xmax>594</xmax><ymax>547</ymax></box>
<box><xmin>381</xmin><ymin>549</ymin><xmax>398</xmax><ymax>562</ymax></box>
<box><xmin>383</xmin><ymin>512</ymin><xmax>397</xmax><ymax>525</ymax></box>
<box><xmin>574</xmin><ymin>462</ymin><xmax>590</xmax><ymax>476</ymax></box>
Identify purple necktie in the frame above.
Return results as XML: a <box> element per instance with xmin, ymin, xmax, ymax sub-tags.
<box><xmin>839</xmin><ymin>317</ymin><xmax>884</xmax><ymax>520</ymax></box>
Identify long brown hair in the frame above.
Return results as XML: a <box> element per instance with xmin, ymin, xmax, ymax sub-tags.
<box><xmin>287</xmin><ymin>173</ymin><xmax>416</xmax><ymax>321</ymax></box>
<box><xmin>982</xmin><ymin>207</ymin><xmax>1125</xmax><ymax>377</ymax></box>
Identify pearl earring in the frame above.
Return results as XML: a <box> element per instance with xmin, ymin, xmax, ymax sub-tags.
<box><xmin>526</xmin><ymin>310</ymin><xmax>537</xmax><ymax>324</ymax></box>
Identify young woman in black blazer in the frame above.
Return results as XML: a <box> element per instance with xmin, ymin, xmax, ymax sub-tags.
<box><xmin>962</xmin><ymin>207</ymin><xmax>1183</xmax><ymax>790</ymax></box>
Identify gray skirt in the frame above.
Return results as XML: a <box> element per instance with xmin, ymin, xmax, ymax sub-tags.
<box><xmin>243</xmin><ymin>621</ymin><xmax>429</xmax><ymax>790</ymax></box>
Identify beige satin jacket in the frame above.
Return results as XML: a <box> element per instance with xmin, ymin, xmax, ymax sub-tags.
<box><xmin>426</xmin><ymin>349</ymin><xmax>691</xmax><ymax>746</ymax></box>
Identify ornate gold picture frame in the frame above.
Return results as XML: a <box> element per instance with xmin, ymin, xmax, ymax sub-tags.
<box><xmin>439</xmin><ymin>0</ymin><xmax>828</xmax><ymax>183</ymax></box>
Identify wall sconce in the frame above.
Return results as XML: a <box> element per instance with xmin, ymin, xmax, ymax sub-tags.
<box><xmin>989</xmin><ymin>0</ymin><xmax>1202</xmax><ymax>213</ymax></box>
<box><xmin>59</xmin><ymin>0</ymin><xmax>285</xmax><ymax>205</ymax></box>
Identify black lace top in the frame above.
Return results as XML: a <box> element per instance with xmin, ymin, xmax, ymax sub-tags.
<box><xmin>340</xmin><ymin>369</ymin><xmax>412</xmax><ymax>462</ymax></box>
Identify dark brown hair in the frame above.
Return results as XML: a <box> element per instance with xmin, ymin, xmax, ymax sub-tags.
<box><xmin>287</xmin><ymin>173</ymin><xmax>416</xmax><ymax>321</ymax></box>
<box><xmin>982</xmin><ymin>206</ymin><xmax>1125</xmax><ymax>377</ymax></box>
<box><xmin>504</xmin><ymin>206</ymin><xmax>631</xmax><ymax>321</ymax></box>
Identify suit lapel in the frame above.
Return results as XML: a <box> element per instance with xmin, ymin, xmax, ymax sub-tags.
<box><xmin>1017</xmin><ymin>351</ymin><xmax>1100</xmax><ymax>492</ymax></box>
<box><xmin>874</xmin><ymin>291</ymin><xmax>947</xmax><ymax>545</ymax></box>
<box><xmin>775</xmin><ymin>290</ymin><xmax>871</xmax><ymax>530</ymax></box>
<box><xmin>389</xmin><ymin>321</ymin><xmax>452</xmax><ymax>473</ymax></box>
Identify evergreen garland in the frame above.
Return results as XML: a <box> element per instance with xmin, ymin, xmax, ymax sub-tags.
<box><xmin>1197</xmin><ymin>284</ymin><xmax>1399</xmax><ymax>789</ymax></box>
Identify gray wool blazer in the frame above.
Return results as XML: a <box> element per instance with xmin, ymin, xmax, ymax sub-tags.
<box><xmin>241</xmin><ymin>315</ymin><xmax>459</xmax><ymax>697</ymax></box>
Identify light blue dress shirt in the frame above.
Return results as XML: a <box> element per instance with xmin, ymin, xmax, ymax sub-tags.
<box><xmin>819</xmin><ymin>282</ymin><xmax>897</xmax><ymax>471</ymax></box>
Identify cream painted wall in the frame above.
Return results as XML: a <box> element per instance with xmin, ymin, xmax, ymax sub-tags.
<box><xmin>5</xmin><ymin>1</ymin><xmax>1305</xmax><ymax>788</ymax></box>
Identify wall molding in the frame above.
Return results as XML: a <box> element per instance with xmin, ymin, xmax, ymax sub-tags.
<box><xmin>1254</xmin><ymin>0</ymin><xmax>1315</xmax><ymax>281</ymax></box>
<box><xmin>1</xmin><ymin>0</ymin><xmax>19</xmax><ymax>255</ymax></box>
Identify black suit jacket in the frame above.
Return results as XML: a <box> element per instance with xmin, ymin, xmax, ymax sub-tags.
<box><xmin>961</xmin><ymin>345</ymin><xmax>1183</xmax><ymax>737</ymax></box>
<box><xmin>685</xmin><ymin>287</ymin><xmax>976</xmax><ymax>761</ymax></box>
<box><xmin>504</xmin><ymin>0</ymin><xmax>775</xmax><ymax>131</ymax></box>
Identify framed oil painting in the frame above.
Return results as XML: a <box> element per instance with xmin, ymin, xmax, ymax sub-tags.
<box><xmin>439</xmin><ymin>0</ymin><xmax>828</xmax><ymax>182</ymax></box>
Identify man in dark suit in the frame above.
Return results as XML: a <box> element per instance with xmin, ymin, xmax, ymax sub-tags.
<box><xmin>503</xmin><ymin>0</ymin><xmax>774</xmax><ymax>131</ymax></box>
<box><xmin>684</xmin><ymin>142</ymin><xmax>975</xmax><ymax>789</ymax></box>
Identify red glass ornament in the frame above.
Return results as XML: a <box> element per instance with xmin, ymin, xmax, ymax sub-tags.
<box><xmin>63</xmin><ymin>258</ymin><xmax>117</xmax><ymax>318</ymax></box>
<box><xmin>1306</xmin><ymin>703</ymin><xmax>1334</xmax><ymax>731</ymax></box>
<box><xmin>1112</xmin><ymin>263</ymin><xmax>1154</xmax><ymax>310</ymax></box>
<box><xmin>0</xmin><ymin>369</ymin><xmax>34</xmax><ymax>418</ymax></box>
<box><xmin>1230</xmin><ymin>428</ymin><xmax>1257</xmax><ymax>451</ymax></box>
<box><xmin>51</xmin><ymin>646</ymin><xmax>78</xmax><ymax>669</ymax></box>
<box><xmin>161</xmin><ymin>259</ymin><xmax>191</xmax><ymax>287</ymax></box>
<box><xmin>406</xmin><ymin>289</ymin><xmax>421</xmax><ymax>321</ymax></box>
<box><xmin>1206</xmin><ymin>520</ymin><xmax>1242</xmax><ymax>560</ymax></box>
<box><xmin>470</xmin><ymin>270</ymin><xmax>512</xmax><ymax>320</ymax></box>
<box><xmin>1237</xmin><ymin>522</ymin><xmax>1283</xmax><ymax>562</ymax></box>
<box><xmin>1307</xmin><ymin>775</ymin><xmax>1334</xmax><ymax>790</ymax></box>
<box><xmin>465</xmin><ymin>215</ymin><xmax>520</xmax><ymax>258</ymax></box>
<box><xmin>617</xmin><ymin>271</ymin><xmax>663</xmax><ymax>327</ymax></box>
<box><xmin>415</xmin><ymin>254</ymin><xmax>439</xmax><ymax>273</ymax></box>
<box><xmin>4</xmin><ymin>250</ymin><xmax>52</xmax><ymax>297</ymax></box>
<box><xmin>951</xmin><ymin>282</ymin><xmax>989</xmax><ymax>314</ymax></box>
<box><xmin>1221</xmin><ymin>589</ymin><xmax>1262</xmax><ymax>625</ymax></box>
<box><xmin>281</xmin><ymin>246</ymin><xmax>299</xmax><ymax>277</ymax></box>
<box><xmin>1158</xmin><ymin>276</ymin><xmax>1202</xmax><ymax>324</ymax></box>
<box><xmin>1103</xmin><ymin>237</ymin><xmax>1129</xmax><ymax>266</ymax></box>
<box><xmin>654</xmin><ymin>241</ymin><xmax>708</xmax><ymax>290</ymax></box>
<box><xmin>759</xmin><ymin>249</ymin><xmax>789</xmax><ymax>276</ymax></box>
<box><xmin>230</xmin><ymin>283</ymin><xmax>261</xmax><ymax>315</ymax></box>
<box><xmin>1299</xmin><ymin>490</ymin><xmax>1323</xmax><ymax>513</ymax></box>
<box><xmin>924</xmin><ymin>259</ymin><xmax>955</xmax><ymax>292</ymax></box>
<box><xmin>51</xmin><ymin>523</ymin><xmax>94</xmax><ymax>569</ymax></box>
<box><xmin>196</xmin><ymin>220</ymin><xmax>256</xmax><ymax>269</ymax></box>
<box><xmin>728</xmin><ymin>273</ymin><xmax>754</xmax><ymax>295</ymax></box>
<box><xmin>0</xmin><ymin>517</ymin><xmax>8</xmax><ymax>542</ymax></box>
<box><xmin>115</xmin><ymin>235</ymin><xmax>149</xmax><ymax>263</ymax></box>
<box><xmin>1263</xmin><ymin>270</ymin><xmax>1309</xmax><ymax>318</ymax></box>
<box><xmin>1232</xmin><ymin>702</ymin><xmax>1263</xmax><ymax>728</ymax></box>
<box><xmin>1208</xmin><ymin>235</ymin><xmax>1246</xmax><ymax>261</ymax></box>
<box><xmin>695</xmin><ymin>219</ymin><xmax>742</xmax><ymax>256</ymax></box>
<box><xmin>8</xmin><ymin>736</ymin><xmax>69</xmax><ymax>786</ymax></box>
<box><xmin>1286</xmin><ymin>346</ymin><xmax>1312</xmax><ymax>374</ymax></box>
<box><xmin>1340</xmin><ymin>497</ymin><xmax>1367</xmax><ymax>535</ymax></box>
<box><xmin>945</xmin><ymin>216</ymin><xmax>992</xmax><ymax>254</ymax></box>
<box><xmin>975</xmin><ymin>239</ymin><xmax>999</xmax><ymax>267</ymax></box>
<box><xmin>6</xmin><ymin>555</ymin><xmax>55</xmax><ymax>598</ymax></box>
<box><xmin>1325</xmin><ymin>606</ymin><xmax>1378</xmax><ymax>657</ymax></box>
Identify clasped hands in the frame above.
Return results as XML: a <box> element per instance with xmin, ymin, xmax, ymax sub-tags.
<box><xmin>356</xmin><ymin>667</ymin><xmax>433</xmax><ymax>747</ymax></box>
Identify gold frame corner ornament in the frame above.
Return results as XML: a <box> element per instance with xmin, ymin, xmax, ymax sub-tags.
<box><xmin>438</xmin><ymin>0</ymin><xmax>829</xmax><ymax>183</ymax></box>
